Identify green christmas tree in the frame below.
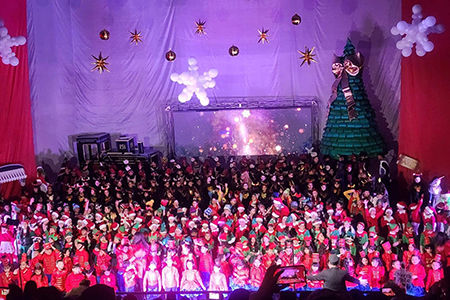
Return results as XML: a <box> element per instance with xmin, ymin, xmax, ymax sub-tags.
<box><xmin>320</xmin><ymin>39</ymin><xmax>385</xmax><ymax>157</ymax></box>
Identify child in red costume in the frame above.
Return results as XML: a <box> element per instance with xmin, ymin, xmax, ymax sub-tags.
<box><xmin>65</xmin><ymin>264</ymin><xmax>85</xmax><ymax>293</ymax></box>
<box><xmin>426</xmin><ymin>260</ymin><xmax>443</xmax><ymax>291</ymax></box>
<box><xmin>123</xmin><ymin>261</ymin><xmax>137</xmax><ymax>293</ymax></box>
<box><xmin>30</xmin><ymin>263</ymin><xmax>49</xmax><ymax>288</ymax></box>
<box><xmin>408</xmin><ymin>255</ymin><xmax>426</xmax><ymax>296</ymax></box>
<box><xmin>13</xmin><ymin>255</ymin><xmax>32</xmax><ymax>289</ymax></box>
<box><xmin>230</xmin><ymin>260</ymin><xmax>249</xmax><ymax>290</ymax></box>
<box><xmin>307</xmin><ymin>263</ymin><xmax>323</xmax><ymax>290</ymax></box>
<box><xmin>198</xmin><ymin>245</ymin><xmax>213</xmax><ymax>289</ymax></box>
<box><xmin>161</xmin><ymin>257</ymin><xmax>179</xmax><ymax>292</ymax></box>
<box><xmin>368</xmin><ymin>257</ymin><xmax>385</xmax><ymax>290</ymax></box>
<box><xmin>389</xmin><ymin>260</ymin><xmax>401</xmax><ymax>281</ymax></box>
<box><xmin>209</xmin><ymin>263</ymin><xmax>228</xmax><ymax>292</ymax></box>
<box><xmin>143</xmin><ymin>261</ymin><xmax>161</xmax><ymax>299</ymax></box>
<box><xmin>180</xmin><ymin>260</ymin><xmax>206</xmax><ymax>297</ymax></box>
<box><xmin>249</xmin><ymin>258</ymin><xmax>265</xmax><ymax>291</ymax></box>
<box><xmin>37</xmin><ymin>243</ymin><xmax>60</xmax><ymax>283</ymax></box>
<box><xmin>73</xmin><ymin>239</ymin><xmax>90</xmax><ymax>271</ymax></box>
<box><xmin>51</xmin><ymin>260</ymin><xmax>68</xmax><ymax>292</ymax></box>
<box><xmin>100</xmin><ymin>267</ymin><xmax>117</xmax><ymax>292</ymax></box>
<box><xmin>0</xmin><ymin>263</ymin><xmax>14</xmax><ymax>287</ymax></box>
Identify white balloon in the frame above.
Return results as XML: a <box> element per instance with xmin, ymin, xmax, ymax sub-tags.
<box><xmin>15</xmin><ymin>36</ymin><xmax>26</xmax><ymax>45</ymax></box>
<box><xmin>424</xmin><ymin>16</ymin><xmax>436</xmax><ymax>27</ymax></box>
<box><xmin>416</xmin><ymin>32</ymin><xmax>426</xmax><ymax>42</ymax></box>
<box><xmin>188</xmin><ymin>76</ymin><xmax>197</xmax><ymax>86</ymax></box>
<box><xmin>412</xmin><ymin>4</ymin><xmax>422</xmax><ymax>14</ymax></box>
<box><xmin>9</xmin><ymin>56</ymin><xmax>19</xmax><ymax>66</ymax></box>
<box><xmin>435</xmin><ymin>24</ymin><xmax>445</xmax><ymax>34</ymax></box>
<box><xmin>396</xmin><ymin>40</ymin><xmax>406</xmax><ymax>50</ymax></box>
<box><xmin>200</xmin><ymin>97</ymin><xmax>210</xmax><ymax>106</ymax></box>
<box><xmin>1</xmin><ymin>56</ymin><xmax>9</xmax><ymax>65</ymax></box>
<box><xmin>390</xmin><ymin>26</ymin><xmax>400</xmax><ymax>35</ymax></box>
<box><xmin>178</xmin><ymin>92</ymin><xmax>189</xmax><ymax>103</ymax></box>
<box><xmin>208</xmin><ymin>69</ymin><xmax>218</xmax><ymax>78</ymax></box>
<box><xmin>423</xmin><ymin>41</ymin><xmax>434</xmax><ymax>52</ymax></box>
<box><xmin>179</xmin><ymin>72</ymin><xmax>189</xmax><ymax>83</ymax></box>
<box><xmin>397</xmin><ymin>21</ymin><xmax>408</xmax><ymax>32</ymax></box>
<box><xmin>196</xmin><ymin>90</ymin><xmax>207</xmax><ymax>100</ymax></box>
<box><xmin>188</xmin><ymin>57</ymin><xmax>197</xmax><ymax>66</ymax></box>
<box><xmin>416</xmin><ymin>49</ymin><xmax>426</xmax><ymax>57</ymax></box>
<box><xmin>401</xmin><ymin>47</ymin><xmax>412</xmax><ymax>57</ymax></box>
<box><xmin>170</xmin><ymin>73</ymin><xmax>179</xmax><ymax>82</ymax></box>
<box><xmin>208</xmin><ymin>80</ymin><xmax>216</xmax><ymax>88</ymax></box>
<box><xmin>0</xmin><ymin>27</ymin><xmax>7</xmax><ymax>37</ymax></box>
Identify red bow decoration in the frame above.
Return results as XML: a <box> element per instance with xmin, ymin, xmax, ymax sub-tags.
<box><xmin>328</xmin><ymin>52</ymin><xmax>364</xmax><ymax>121</ymax></box>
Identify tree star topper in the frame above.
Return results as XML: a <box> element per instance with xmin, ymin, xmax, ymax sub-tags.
<box><xmin>91</xmin><ymin>52</ymin><xmax>110</xmax><ymax>73</ymax></box>
<box><xmin>298</xmin><ymin>46</ymin><xmax>317</xmax><ymax>66</ymax></box>
<box><xmin>258</xmin><ymin>28</ymin><xmax>269</xmax><ymax>44</ymax></box>
<box><xmin>130</xmin><ymin>30</ymin><xmax>143</xmax><ymax>45</ymax></box>
<box><xmin>195</xmin><ymin>20</ymin><xmax>206</xmax><ymax>35</ymax></box>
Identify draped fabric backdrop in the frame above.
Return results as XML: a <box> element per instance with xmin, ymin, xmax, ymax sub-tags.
<box><xmin>0</xmin><ymin>0</ymin><xmax>36</xmax><ymax>197</ymax></box>
<box><xmin>399</xmin><ymin>0</ymin><xmax>450</xmax><ymax>183</ymax></box>
<box><xmin>26</xmin><ymin>0</ymin><xmax>401</xmax><ymax>172</ymax></box>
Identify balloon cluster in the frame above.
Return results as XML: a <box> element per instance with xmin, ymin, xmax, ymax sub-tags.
<box><xmin>0</xmin><ymin>19</ymin><xmax>27</xmax><ymax>66</ymax></box>
<box><xmin>391</xmin><ymin>4</ymin><xmax>445</xmax><ymax>57</ymax></box>
<box><xmin>170</xmin><ymin>57</ymin><xmax>218</xmax><ymax>106</ymax></box>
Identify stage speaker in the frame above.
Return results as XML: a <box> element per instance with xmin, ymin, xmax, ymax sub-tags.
<box><xmin>115</xmin><ymin>136</ymin><xmax>135</xmax><ymax>153</ymax></box>
<box><xmin>138</xmin><ymin>141</ymin><xmax>144</xmax><ymax>154</ymax></box>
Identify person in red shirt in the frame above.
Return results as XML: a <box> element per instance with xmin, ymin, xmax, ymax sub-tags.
<box><xmin>230</xmin><ymin>260</ymin><xmax>249</xmax><ymax>290</ymax></box>
<box><xmin>85</xmin><ymin>268</ymin><xmax>97</xmax><ymax>286</ymax></box>
<box><xmin>100</xmin><ymin>267</ymin><xmax>117</xmax><ymax>292</ymax></box>
<box><xmin>368</xmin><ymin>257</ymin><xmax>385</xmax><ymax>290</ymax></box>
<box><xmin>65</xmin><ymin>264</ymin><xmax>85</xmax><ymax>293</ymax></box>
<box><xmin>30</xmin><ymin>263</ymin><xmax>49</xmax><ymax>288</ymax></box>
<box><xmin>73</xmin><ymin>239</ymin><xmax>90</xmax><ymax>271</ymax></box>
<box><xmin>408</xmin><ymin>255</ymin><xmax>426</xmax><ymax>296</ymax></box>
<box><xmin>426</xmin><ymin>260</ymin><xmax>444</xmax><ymax>291</ymax></box>
<box><xmin>123</xmin><ymin>261</ymin><xmax>137</xmax><ymax>293</ymax></box>
<box><xmin>249</xmin><ymin>257</ymin><xmax>264</xmax><ymax>291</ymax></box>
<box><xmin>161</xmin><ymin>257</ymin><xmax>179</xmax><ymax>292</ymax></box>
<box><xmin>198</xmin><ymin>245</ymin><xmax>213</xmax><ymax>289</ymax></box>
<box><xmin>13</xmin><ymin>255</ymin><xmax>32</xmax><ymax>289</ymax></box>
<box><xmin>37</xmin><ymin>244</ymin><xmax>60</xmax><ymax>283</ymax></box>
<box><xmin>389</xmin><ymin>260</ymin><xmax>401</xmax><ymax>281</ymax></box>
<box><xmin>51</xmin><ymin>260</ymin><xmax>68</xmax><ymax>292</ymax></box>
<box><xmin>307</xmin><ymin>263</ymin><xmax>323</xmax><ymax>290</ymax></box>
<box><xmin>0</xmin><ymin>263</ymin><xmax>14</xmax><ymax>288</ymax></box>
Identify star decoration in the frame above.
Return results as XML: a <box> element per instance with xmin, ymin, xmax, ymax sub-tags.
<box><xmin>129</xmin><ymin>30</ymin><xmax>143</xmax><ymax>45</ymax></box>
<box><xmin>242</xmin><ymin>110</ymin><xmax>251</xmax><ymax>118</ymax></box>
<box><xmin>298</xmin><ymin>46</ymin><xmax>317</xmax><ymax>66</ymax></box>
<box><xmin>91</xmin><ymin>52</ymin><xmax>110</xmax><ymax>73</ymax></box>
<box><xmin>258</xmin><ymin>28</ymin><xmax>269</xmax><ymax>44</ymax></box>
<box><xmin>195</xmin><ymin>20</ymin><xmax>206</xmax><ymax>35</ymax></box>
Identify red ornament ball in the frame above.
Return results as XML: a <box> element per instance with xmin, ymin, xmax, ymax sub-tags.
<box><xmin>165</xmin><ymin>50</ymin><xmax>176</xmax><ymax>61</ymax></box>
<box><xmin>99</xmin><ymin>29</ymin><xmax>110</xmax><ymax>40</ymax></box>
<box><xmin>291</xmin><ymin>13</ymin><xmax>301</xmax><ymax>25</ymax></box>
<box><xmin>229</xmin><ymin>45</ymin><xmax>239</xmax><ymax>56</ymax></box>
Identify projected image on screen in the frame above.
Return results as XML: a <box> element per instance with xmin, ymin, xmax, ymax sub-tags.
<box><xmin>173</xmin><ymin>108</ymin><xmax>312</xmax><ymax>157</ymax></box>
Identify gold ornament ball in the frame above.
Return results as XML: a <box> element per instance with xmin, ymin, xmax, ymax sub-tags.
<box><xmin>229</xmin><ymin>45</ymin><xmax>239</xmax><ymax>56</ymax></box>
<box><xmin>291</xmin><ymin>13</ymin><xmax>302</xmax><ymax>25</ymax></box>
<box><xmin>99</xmin><ymin>29</ymin><xmax>110</xmax><ymax>40</ymax></box>
<box><xmin>165</xmin><ymin>50</ymin><xmax>176</xmax><ymax>61</ymax></box>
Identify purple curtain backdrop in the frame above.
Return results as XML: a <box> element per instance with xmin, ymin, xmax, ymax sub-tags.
<box><xmin>27</xmin><ymin>0</ymin><xmax>401</xmax><ymax>168</ymax></box>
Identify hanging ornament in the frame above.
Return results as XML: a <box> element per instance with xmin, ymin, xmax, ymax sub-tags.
<box><xmin>229</xmin><ymin>45</ymin><xmax>239</xmax><ymax>56</ymax></box>
<box><xmin>391</xmin><ymin>4</ymin><xmax>445</xmax><ymax>57</ymax></box>
<box><xmin>165</xmin><ymin>49</ymin><xmax>176</xmax><ymax>61</ymax></box>
<box><xmin>298</xmin><ymin>46</ymin><xmax>317</xmax><ymax>66</ymax></box>
<box><xmin>129</xmin><ymin>30</ymin><xmax>143</xmax><ymax>45</ymax></box>
<box><xmin>291</xmin><ymin>13</ymin><xmax>302</xmax><ymax>25</ymax></box>
<box><xmin>99</xmin><ymin>29</ymin><xmax>110</xmax><ymax>40</ymax></box>
<box><xmin>195</xmin><ymin>20</ymin><xmax>206</xmax><ymax>35</ymax></box>
<box><xmin>91</xmin><ymin>52</ymin><xmax>110</xmax><ymax>73</ymax></box>
<box><xmin>258</xmin><ymin>28</ymin><xmax>269</xmax><ymax>44</ymax></box>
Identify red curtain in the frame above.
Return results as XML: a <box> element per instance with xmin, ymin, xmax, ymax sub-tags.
<box><xmin>399</xmin><ymin>0</ymin><xmax>450</xmax><ymax>184</ymax></box>
<box><xmin>0</xmin><ymin>0</ymin><xmax>36</xmax><ymax>198</ymax></box>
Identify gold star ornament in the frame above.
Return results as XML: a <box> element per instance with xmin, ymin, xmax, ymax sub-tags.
<box><xmin>298</xmin><ymin>46</ymin><xmax>317</xmax><ymax>66</ymax></box>
<box><xmin>195</xmin><ymin>20</ymin><xmax>206</xmax><ymax>35</ymax></box>
<box><xmin>130</xmin><ymin>30</ymin><xmax>143</xmax><ymax>45</ymax></box>
<box><xmin>92</xmin><ymin>52</ymin><xmax>110</xmax><ymax>73</ymax></box>
<box><xmin>258</xmin><ymin>28</ymin><xmax>269</xmax><ymax>44</ymax></box>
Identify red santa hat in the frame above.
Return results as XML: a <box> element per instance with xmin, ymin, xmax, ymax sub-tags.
<box><xmin>409</xmin><ymin>203</ymin><xmax>418</xmax><ymax>210</ymax></box>
<box><xmin>111</xmin><ymin>222</ymin><xmax>119</xmax><ymax>231</ymax></box>
<box><xmin>368</xmin><ymin>207</ymin><xmax>376</xmax><ymax>214</ymax></box>
<box><xmin>237</xmin><ymin>204</ymin><xmax>245</xmax><ymax>211</ymax></box>
<box><xmin>153</xmin><ymin>216</ymin><xmax>162</xmax><ymax>224</ymax></box>
<box><xmin>134</xmin><ymin>216</ymin><xmax>144</xmax><ymax>224</ymax></box>
<box><xmin>99</xmin><ymin>222</ymin><xmax>108</xmax><ymax>231</ymax></box>
<box><xmin>312</xmin><ymin>219</ymin><xmax>322</xmax><ymax>227</ymax></box>
<box><xmin>344</xmin><ymin>217</ymin><xmax>352</xmax><ymax>224</ymax></box>
<box><xmin>385</xmin><ymin>207</ymin><xmax>393</xmax><ymax>214</ymax></box>
<box><xmin>396</xmin><ymin>202</ymin><xmax>407</xmax><ymax>209</ymax></box>
<box><xmin>168</xmin><ymin>215</ymin><xmax>175</xmax><ymax>222</ymax></box>
<box><xmin>357</xmin><ymin>222</ymin><xmax>365</xmax><ymax>229</ymax></box>
<box><xmin>95</xmin><ymin>212</ymin><xmax>103</xmax><ymax>219</ymax></box>
<box><xmin>201</xmin><ymin>220</ymin><xmax>209</xmax><ymax>227</ymax></box>
<box><xmin>273</xmin><ymin>198</ymin><xmax>282</xmax><ymax>205</ymax></box>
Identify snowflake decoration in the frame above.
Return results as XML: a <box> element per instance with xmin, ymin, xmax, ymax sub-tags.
<box><xmin>130</xmin><ymin>30</ymin><xmax>143</xmax><ymax>45</ymax></box>
<box><xmin>258</xmin><ymin>28</ymin><xmax>269</xmax><ymax>44</ymax></box>
<box><xmin>298</xmin><ymin>46</ymin><xmax>317</xmax><ymax>66</ymax></box>
<box><xmin>91</xmin><ymin>52</ymin><xmax>110</xmax><ymax>73</ymax></box>
<box><xmin>170</xmin><ymin>57</ymin><xmax>218</xmax><ymax>107</ymax></box>
<box><xmin>242</xmin><ymin>110</ymin><xmax>251</xmax><ymax>118</ymax></box>
<box><xmin>0</xmin><ymin>19</ymin><xmax>26</xmax><ymax>66</ymax></box>
<box><xmin>391</xmin><ymin>4</ymin><xmax>444</xmax><ymax>57</ymax></box>
<box><xmin>195</xmin><ymin>20</ymin><xmax>206</xmax><ymax>35</ymax></box>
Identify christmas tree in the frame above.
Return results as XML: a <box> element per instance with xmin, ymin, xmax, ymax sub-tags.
<box><xmin>320</xmin><ymin>39</ymin><xmax>385</xmax><ymax>158</ymax></box>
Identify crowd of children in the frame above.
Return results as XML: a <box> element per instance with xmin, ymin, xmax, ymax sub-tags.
<box><xmin>0</xmin><ymin>152</ymin><xmax>448</xmax><ymax>298</ymax></box>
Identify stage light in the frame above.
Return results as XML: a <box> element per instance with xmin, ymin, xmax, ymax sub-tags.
<box><xmin>242</xmin><ymin>110</ymin><xmax>251</xmax><ymax>118</ymax></box>
<box><xmin>275</xmin><ymin>145</ymin><xmax>281</xmax><ymax>152</ymax></box>
<box><xmin>299</xmin><ymin>128</ymin><xmax>305</xmax><ymax>134</ymax></box>
<box><xmin>296</xmin><ymin>108</ymin><xmax>302</xmax><ymax>111</ymax></box>
<box><xmin>284</xmin><ymin>124</ymin><xmax>289</xmax><ymax>129</ymax></box>
<box><xmin>234</xmin><ymin>117</ymin><xmax>240</xmax><ymax>123</ymax></box>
